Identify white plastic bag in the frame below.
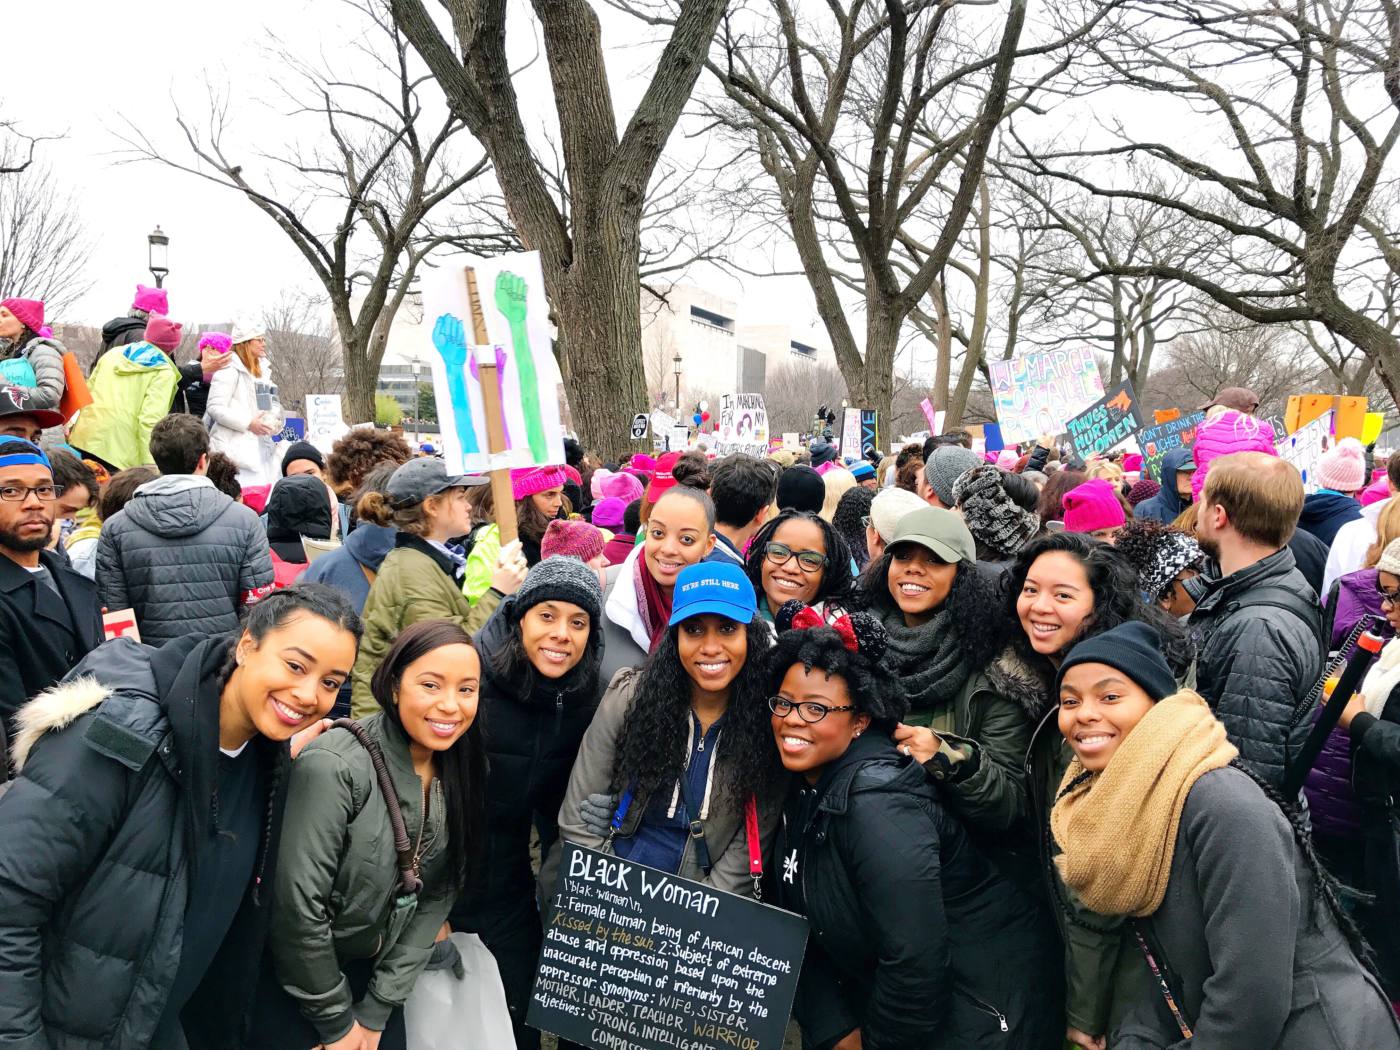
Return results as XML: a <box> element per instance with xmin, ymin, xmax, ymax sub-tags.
<box><xmin>403</xmin><ymin>932</ymin><xmax>515</xmax><ymax>1049</ymax></box>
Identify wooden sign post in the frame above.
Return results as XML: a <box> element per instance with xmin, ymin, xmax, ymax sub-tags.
<box><xmin>465</xmin><ymin>267</ymin><xmax>519</xmax><ymax>545</ymax></box>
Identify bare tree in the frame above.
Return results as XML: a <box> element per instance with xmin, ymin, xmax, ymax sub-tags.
<box><xmin>0</xmin><ymin>161</ymin><xmax>92</xmax><ymax>316</ymax></box>
<box><xmin>117</xmin><ymin>0</ymin><xmax>512</xmax><ymax>421</ymax></box>
<box><xmin>1016</xmin><ymin>0</ymin><xmax>1400</xmax><ymax>412</ymax></box>
<box><xmin>262</xmin><ymin>289</ymin><xmax>341</xmax><ymax>417</ymax></box>
<box><xmin>763</xmin><ymin>360</ymin><xmax>849</xmax><ymax>435</ymax></box>
<box><xmin>390</xmin><ymin>0</ymin><xmax>729</xmax><ymax>458</ymax></box>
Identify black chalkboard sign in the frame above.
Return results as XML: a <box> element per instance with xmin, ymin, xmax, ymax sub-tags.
<box><xmin>528</xmin><ymin>843</ymin><xmax>809</xmax><ymax>1050</ymax></box>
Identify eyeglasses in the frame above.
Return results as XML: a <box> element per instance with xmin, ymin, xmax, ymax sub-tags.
<box><xmin>860</xmin><ymin>516</ymin><xmax>872</xmax><ymax>529</ymax></box>
<box><xmin>0</xmin><ymin>484</ymin><xmax>60</xmax><ymax>502</ymax></box>
<box><xmin>768</xmin><ymin>696</ymin><xmax>857</xmax><ymax>723</ymax></box>
<box><xmin>764</xmin><ymin>541</ymin><xmax>828</xmax><ymax>573</ymax></box>
<box><xmin>1377</xmin><ymin>582</ymin><xmax>1400</xmax><ymax>607</ymax></box>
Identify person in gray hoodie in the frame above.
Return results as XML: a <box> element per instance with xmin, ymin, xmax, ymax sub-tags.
<box><xmin>96</xmin><ymin>414</ymin><xmax>273</xmax><ymax>645</ymax></box>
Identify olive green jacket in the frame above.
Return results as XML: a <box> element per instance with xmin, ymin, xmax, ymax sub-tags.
<box><xmin>351</xmin><ymin>534</ymin><xmax>500</xmax><ymax>717</ymax></box>
<box><xmin>269</xmin><ymin>713</ymin><xmax>457</xmax><ymax>1042</ymax></box>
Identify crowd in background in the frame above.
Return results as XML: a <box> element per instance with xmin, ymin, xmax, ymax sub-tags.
<box><xmin>3</xmin><ymin>286</ymin><xmax>1400</xmax><ymax>1049</ymax></box>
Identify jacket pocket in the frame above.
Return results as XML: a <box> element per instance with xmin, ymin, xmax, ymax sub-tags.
<box><xmin>375</xmin><ymin>893</ymin><xmax>420</xmax><ymax>960</ymax></box>
<box><xmin>953</xmin><ymin>983</ymin><xmax>1008</xmax><ymax>1034</ymax></box>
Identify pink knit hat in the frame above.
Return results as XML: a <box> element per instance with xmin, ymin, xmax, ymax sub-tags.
<box><xmin>1316</xmin><ymin>437</ymin><xmax>1367</xmax><ymax>493</ymax></box>
<box><xmin>2</xmin><ymin>298</ymin><xmax>43</xmax><ymax>332</ymax></box>
<box><xmin>591</xmin><ymin>496</ymin><xmax>627</xmax><ymax>529</ymax></box>
<box><xmin>1062</xmin><ymin>479</ymin><xmax>1126</xmax><ymax>534</ymax></box>
<box><xmin>511</xmin><ymin>464</ymin><xmax>568</xmax><ymax>501</ymax></box>
<box><xmin>590</xmin><ymin>468</ymin><xmax>613</xmax><ymax>499</ymax></box>
<box><xmin>599</xmin><ymin>470</ymin><xmax>643</xmax><ymax>504</ymax></box>
<box><xmin>563</xmin><ymin>464</ymin><xmax>583</xmax><ymax>487</ymax></box>
<box><xmin>541</xmin><ymin>519</ymin><xmax>604</xmax><ymax>562</ymax></box>
<box><xmin>144</xmin><ymin>315</ymin><xmax>183</xmax><ymax>353</ymax></box>
<box><xmin>132</xmin><ymin>284</ymin><xmax>168</xmax><ymax>315</ymax></box>
<box><xmin>198</xmin><ymin>331</ymin><xmax>233</xmax><ymax>353</ymax></box>
<box><xmin>995</xmin><ymin>449</ymin><xmax>1019</xmax><ymax>470</ymax></box>
<box><xmin>631</xmin><ymin>454</ymin><xmax>658</xmax><ymax>473</ymax></box>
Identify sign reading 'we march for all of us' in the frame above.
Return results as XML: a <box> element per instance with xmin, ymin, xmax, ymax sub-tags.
<box><xmin>988</xmin><ymin>348</ymin><xmax>1105</xmax><ymax>444</ymax></box>
<box><xmin>528</xmin><ymin>844</ymin><xmax>808</xmax><ymax>1050</ymax></box>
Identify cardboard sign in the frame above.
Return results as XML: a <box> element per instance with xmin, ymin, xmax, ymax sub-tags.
<box><xmin>988</xmin><ymin>348</ymin><xmax>1105</xmax><ymax>443</ymax></box>
<box><xmin>1064</xmin><ymin>380</ymin><xmax>1147</xmax><ymax>460</ymax></box>
<box><xmin>714</xmin><ymin>394</ymin><xmax>770</xmax><ymax>457</ymax></box>
<box><xmin>1135</xmin><ymin>411</ymin><xmax>1206</xmax><ymax>482</ymax></box>
<box><xmin>529</xmin><ymin>844</ymin><xmax>807</xmax><ymax>1050</ymax></box>
<box><xmin>1286</xmin><ymin>394</ymin><xmax>1366</xmax><ymax>440</ymax></box>
<box><xmin>102</xmin><ymin>608</ymin><xmax>141</xmax><ymax>643</ymax></box>
<box><xmin>1281</xmin><ymin>410</ymin><xmax>1334</xmax><ymax>493</ymax></box>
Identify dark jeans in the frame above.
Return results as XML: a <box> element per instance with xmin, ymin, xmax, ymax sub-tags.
<box><xmin>249</xmin><ymin>955</ymin><xmax>407</xmax><ymax>1050</ymax></box>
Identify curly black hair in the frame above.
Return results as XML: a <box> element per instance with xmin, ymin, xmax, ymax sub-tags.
<box><xmin>856</xmin><ymin>547</ymin><xmax>1010</xmax><ymax>674</ymax></box>
<box><xmin>744</xmin><ymin>510</ymin><xmax>855</xmax><ymax>613</ymax></box>
<box><xmin>830</xmin><ymin>486</ymin><xmax>875</xmax><ymax>569</ymax></box>
<box><xmin>610</xmin><ymin>618</ymin><xmax>781</xmax><ymax>808</ymax></box>
<box><xmin>766</xmin><ymin>606</ymin><xmax>907</xmax><ymax>731</ymax></box>
<box><xmin>1004</xmin><ymin>532</ymin><xmax>1194</xmax><ymax>683</ymax></box>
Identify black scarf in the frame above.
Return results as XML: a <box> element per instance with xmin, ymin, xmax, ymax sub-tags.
<box><xmin>876</xmin><ymin>600</ymin><xmax>975</xmax><ymax>716</ymax></box>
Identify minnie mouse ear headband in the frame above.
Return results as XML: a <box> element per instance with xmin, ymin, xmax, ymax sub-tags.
<box><xmin>775</xmin><ymin>600</ymin><xmax>887</xmax><ymax>662</ymax></box>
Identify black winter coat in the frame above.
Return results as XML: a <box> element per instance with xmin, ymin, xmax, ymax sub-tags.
<box><xmin>0</xmin><ymin>635</ymin><xmax>289</xmax><ymax>1050</ymax></box>
<box><xmin>1345</xmin><ymin>680</ymin><xmax>1400</xmax><ymax>986</ymax></box>
<box><xmin>0</xmin><ymin>548</ymin><xmax>102</xmax><ymax>739</ymax></box>
<box><xmin>1188</xmin><ymin>548</ymin><xmax>1323</xmax><ymax>790</ymax></box>
<box><xmin>774</xmin><ymin>734</ymin><xmax>1062</xmax><ymax>1050</ymax></box>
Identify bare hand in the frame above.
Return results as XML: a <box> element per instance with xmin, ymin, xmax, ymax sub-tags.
<box><xmin>291</xmin><ymin>718</ymin><xmax>334</xmax><ymax>759</ymax></box>
<box><xmin>831</xmin><ymin>1030</ymin><xmax>862</xmax><ymax>1050</ymax></box>
<box><xmin>249</xmin><ymin>417</ymin><xmax>277</xmax><ymax>437</ymax></box>
<box><xmin>892</xmin><ymin>723</ymin><xmax>941</xmax><ymax>764</ymax></box>
<box><xmin>1066</xmin><ymin>1026</ymin><xmax>1105</xmax><ymax>1050</ymax></box>
<box><xmin>1339</xmin><ymin>693</ymin><xmax>1368</xmax><ymax>730</ymax></box>
<box><xmin>491</xmin><ymin>558</ymin><xmax>528</xmax><ymax>596</ymax></box>
<box><xmin>322</xmin><ymin>1022</ymin><xmax>371</xmax><ymax>1050</ymax></box>
<box><xmin>201</xmin><ymin>348</ymin><xmax>233</xmax><ymax>375</ymax></box>
<box><xmin>362</xmin><ymin>1030</ymin><xmax>382</xmax><ymax>1050</ymax></box>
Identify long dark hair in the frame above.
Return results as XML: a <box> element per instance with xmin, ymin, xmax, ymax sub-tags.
<box><xmin>611</xmin><ymin>617</ymin><xmax>781</xmax><ymax>808</ymax></box>
<box><xmin>1004</xmin><ymin>532</ymin><xmax>1194</xmax><ymax>685</ymax></box>
<box><xmin>370</xmin><ymin>619</ymin><xmax>487</xmax><ymax>889</ymax></box>
<box><xmin>767</xmin><ymin>607</ymin><xmax>907</xmax><ymax>732</ymax></box>
<box><xmin>744</xmin><ymin>510</ymin><xmax>855</xmax><ymax>610</ymax></box>
<box><xmin>485</xmin><ymin>601</ymin><xmax>601</xmax><ymax>702</ymax></box>
<box><xmin>857</xmin><ymin>547</ymin><xmax>1008</xmax><ymax>673</ymax></box>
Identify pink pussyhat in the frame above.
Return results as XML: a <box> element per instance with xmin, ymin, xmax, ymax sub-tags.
<box><xmin>1</xmin><ymin>298</ymin><xmax>44</xmax><ymax>332</ymax></box>
<box><xmin>132</xmin><ymin>284</ymin><xmax>168</xmax><ymax>315</ymax></box>
<box><xmin>1062</xmin><ymin>479</ymin><xmax>1126</xmax><ymax>534</ymax></box>
<box><xmin>144</xmin><ymin>315</ymin><xmax>183</xmax><ymax>353</ymax></box>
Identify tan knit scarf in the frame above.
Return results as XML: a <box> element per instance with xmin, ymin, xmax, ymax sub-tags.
<box><xmin>1051</xmin><ymin>691</ymin><xmax>1237</xmax><ymax>917</ymax></box>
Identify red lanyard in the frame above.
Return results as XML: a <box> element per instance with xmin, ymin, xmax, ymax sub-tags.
<box><xmin>745</xmin><ymin>794</ymin><xmax>763</xmax><ymax>900</ymax></box>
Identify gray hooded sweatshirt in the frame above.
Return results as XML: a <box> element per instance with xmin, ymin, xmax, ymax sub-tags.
<box><xmin>96</xmin><ymin>474</ymin><xmax>274</xmax><ymax>645</ymax></box>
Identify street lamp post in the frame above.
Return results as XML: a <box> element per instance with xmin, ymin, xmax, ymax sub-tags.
<box><xmin>673</xmin><ymin>352</ymin><xmax>683</xmax><ymax>413</ymax></box>
<box><xmin>147</xmin><ymin>226</ymin><xmax>170</xmax><ymax>288</ymax></box>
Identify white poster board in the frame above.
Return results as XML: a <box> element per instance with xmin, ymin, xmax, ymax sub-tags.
<box><xmin>421</xmin><ymin>253</ymin><xmax>567</xmax><ymax>473</ymax></box>
<box><xmin>713</xmin><ymin>393</ymin><xmax>769</xmax><ymax>456</ymax></box>
<box><xmin>988</xmin><ymin>348</ymin><xmax>1105</xmax><ymax>443</ymax></box>
<box><xmin>1281</xmin><ymin>410</ymin><xmax>1333</xmax><ymax>493</ymax></box>
<box><xmin>840</xmin><ymin>408</ymin><xmax>861</xmax><ymax>456</ymax></box>
<box><xmin>305</xmin><ymin>394</ymin><xmax>348</xmax><ymax>454</ymax></box>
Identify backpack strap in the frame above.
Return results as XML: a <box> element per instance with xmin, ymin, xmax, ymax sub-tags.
<box><xmin>332</xmin><ymin>718</ymin><xmax>422</xmax><ymax>896</ymax></box>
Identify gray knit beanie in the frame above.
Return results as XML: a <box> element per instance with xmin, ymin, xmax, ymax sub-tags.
<box><xmin>510</xmin><ymin>555</ymin><xmax>602</xmax><ymax>623</ymax></box>
<box><xmin>952</xmin><ymin>465</ymin><xmax>1041</xmax><ymax>557</ymax></box>
<box><xmin>924</xmin><ymin>446</ymin><xmax>984</xmax><ymax>507</ymax></box>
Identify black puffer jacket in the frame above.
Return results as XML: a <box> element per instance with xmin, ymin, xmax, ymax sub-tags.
<box><xmin>1188</xmin><ymin>548</ymin><xmax>1323</xmax><ymax>790</ymax></box>
<box><xmin>774</xmin><ymin>734</ymin><xmax>1062</xmax><ymax>1050</ymax></box>
<box><xmin>0</xmin><ymin>635</ymin><xmax>288</xmax><ymax>1050</ymax></box>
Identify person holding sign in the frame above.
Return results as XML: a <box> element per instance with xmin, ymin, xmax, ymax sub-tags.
<box><xmin>253</xmin><ymin>620</ymin><xmax>487</xmax><ymax>1050</ymax></box>
<box><xmin>767</xmin><ymin>608</ymin><xmax>1061</xmax><ymax>1049</ymax></box>
<box><xmin>555</xmin><ymin>560</ymin><xmax>784</xmax><ymax>898</ymax></box>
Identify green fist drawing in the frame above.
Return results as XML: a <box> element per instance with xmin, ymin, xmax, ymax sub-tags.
<box><xmin>496</xmin><ymin>272</ymin><xmax>548</xmax><ymax>461</ymax></box>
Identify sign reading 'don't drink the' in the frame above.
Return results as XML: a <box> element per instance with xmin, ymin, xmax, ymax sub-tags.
<box><xmin>528</xmin><ymin>843</ymin><xmax>807</xmax><ymax>1050</ymax></box>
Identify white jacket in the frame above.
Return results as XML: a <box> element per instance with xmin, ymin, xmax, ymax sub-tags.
<box><xmin>206</xmin><ymin>354</ymin><xmax>270</xmax><ymax>486</ymax></box>
<box><xmin>1322</xmin><ymin>497</ymin><xmax>1392</xmax><ymax>595</ymax></box>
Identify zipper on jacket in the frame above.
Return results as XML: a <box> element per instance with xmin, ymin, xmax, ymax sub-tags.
<box><xmin>954</xmin><ymin>984</ymin><xmax>1008</xmax><ymax>1032</ymax></box>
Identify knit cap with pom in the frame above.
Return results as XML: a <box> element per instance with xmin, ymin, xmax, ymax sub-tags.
<box><xmin>540</xmin><ymin>518</ymin><xmax>604</xmax><ymax>562</ymax></box>
<box><xmin>1316</xmin><ymin>437</ymin><xmax>1367</xmax><ymax>494</ymax></box>
<box><xmin>1127</xmin><ymin>477</ymin><xmax>1161</xmax><ymax>507</ymax></box>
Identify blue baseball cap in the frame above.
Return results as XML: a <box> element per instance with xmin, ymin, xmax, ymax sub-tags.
<box><xmin>668</xmin><ymin>561</ymin><xmax>757</xmax><ymax>625</ymax></box>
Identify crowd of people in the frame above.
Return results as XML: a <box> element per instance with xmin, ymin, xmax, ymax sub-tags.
<box><xmin>3</xmin><ymin>289</ymin><xmax>1400</xmax><ymax>1050</ymax></box>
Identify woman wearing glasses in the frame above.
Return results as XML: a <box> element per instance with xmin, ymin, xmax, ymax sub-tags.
<box><xmin>767</xmin><ymin>607</ymin><xmax>1060</xmax><ymax>1050</ymax></box>
<box><xmin>742</xmin><ymin>509</ymin><xmax>854</xmax><ymax>631</ymax></box>
<box><xmin>556</xmin><ymin>561</ymin><xmax>783</xmax><ymax>897</ymax></box>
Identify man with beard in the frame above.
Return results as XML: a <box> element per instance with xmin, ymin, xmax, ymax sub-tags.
<box><xmin>1189</xmin><ymin>451</ymin><xmax>1323</xmax><ymax>792</ymax></box>
<box><xmin>0</xmin><ymin>440</ymin><xmax>101</xmax><ymax>739</ymax></box>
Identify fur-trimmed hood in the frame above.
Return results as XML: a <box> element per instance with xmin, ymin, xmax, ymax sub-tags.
<box><xmin>983</xmin><ymin>645</ymin><xmax>1053</xmax><ymax>720</ymax></box>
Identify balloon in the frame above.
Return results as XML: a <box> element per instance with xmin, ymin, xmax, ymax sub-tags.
<box><xmin>699</xmin><ymin>400</ymin><xmax>709</xmax><ymax>412</ymax></box>
<box><xmin>701</xmin><ymin>411</ymin><xmax>710</xmax><ymax>423</ymax></box>
<box><xmin>693</xmin><ymin>413</ymin><xmax>703</xmax><ymax>425</ymax></box>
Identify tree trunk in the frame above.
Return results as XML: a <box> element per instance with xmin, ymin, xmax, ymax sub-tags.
<box><xmin>342</xmin><ymin>337</ymin><xmax>377</xmax><ymax>422</ymax></box>
<box><xmin>859</xmin><ymin>302</ymin><xmax>901</xmax><ymax>431</ymax></box>
<box><xmin>931</xmin><ymin>280</ymin><xmax>952</xmax><ymax>408</ymax></box>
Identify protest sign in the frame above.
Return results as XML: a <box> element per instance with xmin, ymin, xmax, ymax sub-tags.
<box><xmin>781</xmin><ymin>432</ymin><xmax>800</xmax><ymax>449</ymax></box>
<box><xmin>275</xmin><ymin>417</ymin><xmax>306</xmax><ymax>445</ymax></box>
<box><xmin>306</xmin><ymin>394</ymin><xmax>348</xmax><ymax>453</ymax></box>
<box><xmin>630</xmin><ymin>414</ymin><xmax>649</xmax><ymax>440</ymax></box>
<box><xmin>840</xmin><ymin>408</ymin><xmax>861</xmax><ymax>456</ymax></box>
<box><xmin>422</xmin><ymin>253</ymin><xmax>566</xmax><ymax>473</ymax></box>
<box><xmin>1064</xmin><ymin>380</ymin><xmax>1147</xmax><ymax>460</ymax></box>
<box><xmin>529</xmin><ymin>843</ymin><xmax>807</xmax><ymax>1050</ymax></box>
<box><xmin>102</xmin><ymin>608</ymin><xmax>141</xmax><ymax>644</ymax></box>
<box><xmin>1135</xmin><ymin>411</ymin><xmax>1206</xmax><ymax>482</ymax></box>
<box><xmin>1281</xmin><ymin>410</ymin><xmax>1334</xmax><ymax>493</ymax></box>
<box><xmin>919</xmin><ymin>398</ymin><xmax>945</xmax><ymax>435</ymax></box>
<box><xmin>714</xmin><ymin>394</ymin><xmax>770</xmax><ymax>456</ymax></box>
<box><xmin>859</xmin><ymin>410</ymin><xmax>879</xmax><ymax>458</ymax></box>
<box><xmin>988</xmin><ymin>348</ymin><xmax>1105</xmax><ymax>443</ymax></box>
<box><xmin>668</xmin><ymin>425</ymin><xmax>691</xmax><ymax>452</ymax></box>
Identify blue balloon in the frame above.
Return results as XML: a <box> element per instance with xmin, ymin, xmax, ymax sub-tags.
<box><xmin>692</xmin><ymin>413</ymin><xmax>703</xmax><ymax>425</ymax></box>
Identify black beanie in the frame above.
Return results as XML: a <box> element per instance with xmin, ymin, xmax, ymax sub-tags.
<box><xmin>1054</xmin><ymin>621</ymin><xmax>1176</xmax><ymax>702</ymax></box>
<box><xmin>281</xmin><ymin>440</ymin><xmax>326</xmax><ymax>476</ymax></box>
<box><xmin>776</xmin><ymin>465</ymin><xmax>824</xmax><ymax>514</ymax></box>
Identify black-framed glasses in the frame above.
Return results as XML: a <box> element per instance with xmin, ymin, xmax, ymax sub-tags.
<box><xmin>768</xmin><ymin>696</ymin><xmax>857</xmax><ymax>723</ymax></box>
<box><xmin>764</xmin><ymin>541</ymin><xmax>828</xmax><ymax>573</ymax></box>
<box><xmin>0</xmin><ymin>484</ymin><xmax>60</xmax><ymax>502</ymax></box>
<box><xmin>1377</xmin><ymin>582</ymin><xmax>1400</xmax><ymax>607</ymax></box>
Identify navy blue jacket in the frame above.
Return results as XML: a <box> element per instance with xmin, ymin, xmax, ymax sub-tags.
<box><xmin>1298</xmin><ymin>491</ymin><xmax>1363</xmax><ymax>549</ymax></box>
<box><xmin>1134</xmin><ymin>447</ymin><xmax>1194</xmax><ymax>524</ymax></box>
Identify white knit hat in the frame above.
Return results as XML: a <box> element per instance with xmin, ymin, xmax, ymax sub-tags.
<box><xmin>869</xmin><ymin>487</ymin><xmax>927</xmax><ymax>542</ymax></box>
<box><xmin>230</xmin><ymin>318</ymin><xmax>267</xmax><ymax>344</ymax></box>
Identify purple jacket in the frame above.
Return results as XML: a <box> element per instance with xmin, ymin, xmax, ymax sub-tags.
<box><xmin>1306</xmin><ymin>569</ymin><xmax>1394</xmax><ymax>837</ymax></box>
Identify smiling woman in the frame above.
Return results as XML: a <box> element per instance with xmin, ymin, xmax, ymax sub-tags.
<box><xmin>742</xmin><ymin>509</ymin><xmax>854</xmax><ymax>631</ymax></box>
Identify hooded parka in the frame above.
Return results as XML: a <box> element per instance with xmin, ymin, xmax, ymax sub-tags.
<box><xmin>68</xmin><ymin>341</ymin><xmax>181</xmax><ymax>471</ymax></box>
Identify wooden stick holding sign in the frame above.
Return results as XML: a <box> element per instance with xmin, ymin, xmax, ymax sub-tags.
<box><xmin>465</xmin><ymin>267</ymin><xmax>519</xmax><ymax>545</ymax></box>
